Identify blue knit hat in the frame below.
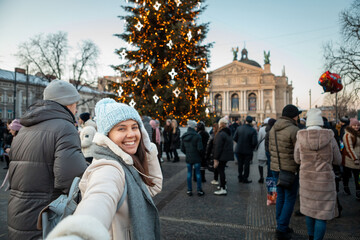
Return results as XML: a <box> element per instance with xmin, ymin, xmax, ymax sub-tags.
<box><xmin>95</xmin><ymin>98</ymin><xmax>143</xmax><ymax>135</ymax></box>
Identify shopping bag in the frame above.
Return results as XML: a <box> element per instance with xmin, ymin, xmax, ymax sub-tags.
<box><xmin>266</xmin><ymin>177</ymin><xmax>277</xmax><ymax>206</ymax></box>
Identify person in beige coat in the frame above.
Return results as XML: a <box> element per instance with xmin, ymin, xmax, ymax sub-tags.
<box><xmin>342</xmin><ymin>118</ymin><xmax>360</xmax><ymax>199</ymax></box>
<box><xmin>294</xmin><ymin>108</ymin><xmax>342</xmax><ymax>240</ymax></box>
<box><xmin>47</xmin><ymin>98</ymin><xmax>163</xmax><ymax>240</ymax></box>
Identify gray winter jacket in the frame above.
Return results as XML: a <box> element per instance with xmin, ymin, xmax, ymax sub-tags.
<box><xmin>8</xmin><ymin>100</ymin><xmax>87</xmax><ymax>240</ymax></box>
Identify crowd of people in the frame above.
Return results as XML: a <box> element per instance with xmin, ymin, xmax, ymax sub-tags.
<box><xmin>0</xmin><ymin>79</ymin><xmax>359</xmax><ymax>240</ymax></box>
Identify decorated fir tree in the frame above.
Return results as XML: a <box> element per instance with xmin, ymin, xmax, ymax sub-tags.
<box><xmin>113</xmin><ymin>0</ymin><xmax>212</xmax><ymax>125</ymax></box>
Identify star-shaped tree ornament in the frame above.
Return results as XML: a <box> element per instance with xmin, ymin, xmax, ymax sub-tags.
<box><xmin>117</xmin><ymin>87</ymin><xmax>123</xmax><ymax>97</ymax></box>
<box><xmin>170</xmin><ymin>80</ymin><xmax>176</xmax><ymax>85</ymax></box>
<box><xmin>120</xmin><ymin>49</ymin><xmax>127</xmax><ymax>60</ymax></box>
<box><xmin>205</xmin><ymin>108</ymin><xmax>210</xmax><ymax>115</ymax></box>
<box><xmin>135</xmin><ymin>21</ymin><xmax>143</xmax><ymax>31</ymax></box>
<box><xmin>132</xmin><ymin>77</ymin><xmax>140</xmax><ymax>85</ymax></box>
<box><xmin>204</xmin><ymin>96</ymin><xmax>207</xmax><ymax>103</ymax></box>
<box><xmin>166</xmin><ymin>40</ymin><xmax>173</xmax><ymax>49</ymax></box>
<box><xmin>147</xmin><ymin>65</ymin><xmax>152</xmax><ymax>76</ymax></box>
<box><xmin>175</xmin><ymin>0</ymin><xmax>182</xmax><ymax>7</ymax></box>
<box><xmin>194</xmin><ymin>89</ymin><xmax>198</xmax><ymax>99</ymax></box>
<box><xmin>168</xmin><ymin>68</ymin><xmax>177</xmax><ymax>79</ymax></box>
<box><xmin>129</xmin><ymin>99</ymin><xmax>136</xmax><ymax>108</ymax></box>
<box><xmin>187</xmin><ymin>30</ymin><xmax>192</xmax><ymax>41</ymax></box>
<box><xmin>173</xmin><ymin>87</ymin><xmax>181</xmax><ymax>98</ymax></box>
<box><xmin>197</xmin><ymin>2</ymin><xmax>201</xmax><ymax>10</ymax></box>
<box><xmin>198</xmin><ymin>29</ymin><xmax>201</xmax><ymax>34</ymax></box>
<box><xmin>153</xmin><ymin>94</ymin><xmax>159</xmax><ymax>103</ymax></box>
<box><xmin>206</xmin><ymin>73</ymin><xmax>209</xmax><ymax>82</ymax></box>
<box><xmin>153</xmin><ymin>1</ymin><xmax>161</xmax><ymax>10</ymax></box>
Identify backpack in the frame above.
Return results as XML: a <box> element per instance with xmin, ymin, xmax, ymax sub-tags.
<box><xmin>37</xmin><ymin>177</ymin><xmax>127</xmax><ymax>239</ymax></box>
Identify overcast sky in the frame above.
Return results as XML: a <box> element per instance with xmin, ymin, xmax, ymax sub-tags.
<box><xmin>0</xmin><ymin>0</ymin><xmax>353</xmax><ymax>109</ymax></box>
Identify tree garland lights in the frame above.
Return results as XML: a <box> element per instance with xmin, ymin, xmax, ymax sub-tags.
<box><xmin>113</xmin><ymin>0</ymin><xmax>213</xmax><ymax>125</ymax></box>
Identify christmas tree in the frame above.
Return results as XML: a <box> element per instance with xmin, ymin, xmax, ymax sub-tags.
<box><xmin>113</xmin><ymin>0</ymin><xmax>212</xmax><ymax>125</ymax></box>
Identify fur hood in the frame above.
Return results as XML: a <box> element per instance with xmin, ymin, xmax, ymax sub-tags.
<box><xmin>297</xmin><ymin>129</ymin><xmax>334</xmax><ymax>151</ymax></box>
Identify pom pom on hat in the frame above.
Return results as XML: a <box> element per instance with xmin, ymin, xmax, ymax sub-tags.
<box><xmin>95</xmin><ymin>98</ymin><xmax>143</xmax><ymax>135</ymax></box>
<box><xmin>306</xmin><ymin>108</ymin><xmax>324</xmax><ymax>127</ymax></box>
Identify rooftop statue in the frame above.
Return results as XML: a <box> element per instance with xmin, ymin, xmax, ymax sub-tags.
<box><xmin>264</xmin><ymin>50</ymin><xmax>270</xmax><ymax>64</ymax></box>
<box><xmin>232</xmin><ymin>47</ymin><xmax>239</xmax><ymax>61</ymax></box>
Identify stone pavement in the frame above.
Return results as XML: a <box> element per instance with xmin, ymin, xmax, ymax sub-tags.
<box><xmin>155</xmin><ymin>152</ymin><xmax>360</xmax><ymax>240</ymax></box>
<box><xmin>0</xmin><ymin>153</ymin><xmax>360</xmax><ymax>240</ymax></box>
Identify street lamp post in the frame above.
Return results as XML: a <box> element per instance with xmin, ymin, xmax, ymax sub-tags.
<box><xmin>13</xmin><ymin>70</ymin><xmax>17</xmax><ymax>119</ymax></box>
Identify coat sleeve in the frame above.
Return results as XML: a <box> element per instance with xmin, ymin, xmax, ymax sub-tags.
<box><xmin>180</xmin><ymin>137</ymin><xmax>186</xmax><ymax>154</ymax></box>
<box><xmin>48</xmin><ymin>161</ymin><xmax>124</xmax><ymax>240</ymax></box>
<box><xmin>233</xmin><ymin>129</ymin><xmax>238</xmax><ymax>143</ymax></box>
<box><xmin>197</xmin><ymin>135</ymin><xmax>203</xmax><ymax>152</ymax></box>
<box><xmin>332</xmin><ymin>138</ymin><xmax>342</xmax><ymax>165</ymax></box>
<box><xmin>294</xmin><ymin>139</ymin><xmax>301</xmax><ymax>164</ymax></box>
<box><xmin>213</xmin><ymin>134</ymin><xmax>223</xmax><ymax>160</ymax></box>
<box><xmin>146</xmin><ymin>143</ymin><xmax>163</xmax><ymax>197</ymax></box>
<box><xmin>54</xmin><ymin>127</ymin><xmax>88</xmax><ymax>191</ymax></box>
<box><xmin>74</xmin><ymin>161</ymin><xmax>125</xmax><ymax>230</ymax></box>
<box><xmin>252</xmin><ymin>130</ymin><xmax>258</xmax><ymax>149</ymax></box>
<box><xmin>343</xmin><ymin>132</ymin><xmax>358</xmax><ymax>161</ymax></box>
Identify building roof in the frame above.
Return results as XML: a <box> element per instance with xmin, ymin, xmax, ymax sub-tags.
<box><xmin>0</xmin><ymin>68</ymin><xmax>101</xmax><ymax>94</ymax></box>
<box><xmin>0</xmin><ymin>68</ymin><xmax>48</xmax><ymax>86</ymax></box>
<box><xmin>239</xmin><ymin>48</ymin><xmax>262</xmax><ymax>68</ymax></box>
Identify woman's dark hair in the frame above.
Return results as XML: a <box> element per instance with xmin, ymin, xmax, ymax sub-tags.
<box><xmin>134</xmin><ymin>130</ymin><xmax>154</xmax><ymax>187</ymax></box>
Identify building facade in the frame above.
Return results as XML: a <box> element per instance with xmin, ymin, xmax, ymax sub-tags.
<box><xmin>209</xmin><ymin>48</ymin><xmax>293</xmax><ymax>122</ymax></box>
<box><xmin>0</xmin><ymin>68</ymin><xmax>105</xmax><ymax>122</ymax></box>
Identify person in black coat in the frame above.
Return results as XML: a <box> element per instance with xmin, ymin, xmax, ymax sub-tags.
<box><xmin>181</xmin><ymin>120</ymin><xmax>204</xmax><ymax>196</ymax></box>
<box><xmin>265</xmin><ymin>118</ymin><xmax>276</xmax><ymax>178</ymax></box>
<box><xmin>233</xmin><ymin>116</ymin><xmax>258</xmax><ymax>183</ymax></box>
<box><xmin>195</xmin><ymin>121</ymin><xmax>209</xmax><ymax>182</ymax></box>
<box><xmin>170</xmin><ymin>119</ymin><xmax>181</xmax><ymax>162</ymax></box>
<box><xmin>206</xmin><ymin>122</ymin><xmax>219</xmax><ymax>184</ymax></box>
<box><xmin>2</xmin><ymin>120</ymin><xmax>13</xmax><ymax>169</ymax></box>
<box><xmin>213</xmin><ymin>117</ymin><xmax>234</xmax><ymax>195</ymax></box>
<box><xmin>163</xmin><ymin>119</ymin><xmax>173</xmax><ymax>161</ymax></box>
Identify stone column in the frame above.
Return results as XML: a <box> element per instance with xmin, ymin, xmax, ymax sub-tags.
<box><xmin>223</xmin><ymin>91</ymin><xmax>226</xmax><ymax>113</ymax></box>
<box><xmin>272</xmin><ymin>89</ymin><xmax>276</xmax><ymax>113</ymax></box>
<box><xmin>261</xmin><ymin>89</ymin><xmax>264</xmax><ymax>111</ymax></box>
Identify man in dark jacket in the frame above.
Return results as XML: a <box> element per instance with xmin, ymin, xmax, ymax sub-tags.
<box><xmin>233</xmin><ymin>116</ymin><xmax>258</xmax><ymax>183</ymax></box>
<box><xmin>269</xmin><ymin>104</ymin><xmax>301</xmax><ymax>240</ymax></box>
<box><xmin>8</xmin><ymin>80</ymin><xmax>88</xmax><ymax>240</ymax></box>
<box><xmin>196</xmin><ymin>121</ymin><xmax>209</xmax><ymax>182</ymax></box>
<box><xmin>181</xmin><ymin>120</ymin><xmax>204</xmax><ymax>196</ymax></box>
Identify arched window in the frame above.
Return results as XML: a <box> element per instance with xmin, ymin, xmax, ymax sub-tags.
<box><xmin>215</xmin><ymin>94</ymin><xmax>222</xmax><ymax>114</ymax></box>
<box><xmin>248</xmin><ymin>93</ymin><xmax>257</xmax><ymax>111</ymax></box>
<box><xmin>231</xmin><ymin>93</ymin><xmax>239</xmax><ymax>112</ymax></box>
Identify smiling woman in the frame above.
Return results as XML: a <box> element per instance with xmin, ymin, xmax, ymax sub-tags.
<box><xmin>47</xmin><ymin>98</ymin><xmax>163</xmax><ymax>240</ymax></box>
<box><xmin>108</xmin><ymin>120</ymin><xmax>141</xmax><ymax>155</ymax></box>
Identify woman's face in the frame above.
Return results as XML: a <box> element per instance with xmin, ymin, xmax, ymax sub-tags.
<box><xmin>9</xmin><ymin>129</ymin><xmax>16</xmax><ymax>136</ymax></box>
<box><xmin>352</xmin><ymin>124</ymin><xmax>360</xmax><ymax>131</ymax></box>
<box><xmin>171</xmin><ymin>120</ymin><xmax>176</xmax><ymax>128</ymax></box>
<box><xmin>108</xmin><ymin>120</ymin><xmax>141</xmax><ymax>155</ymax></box>
<box><xmin>166</xmin><ymin>121</ymin><xmax>171</xmax><ymax>126</ymax></box>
